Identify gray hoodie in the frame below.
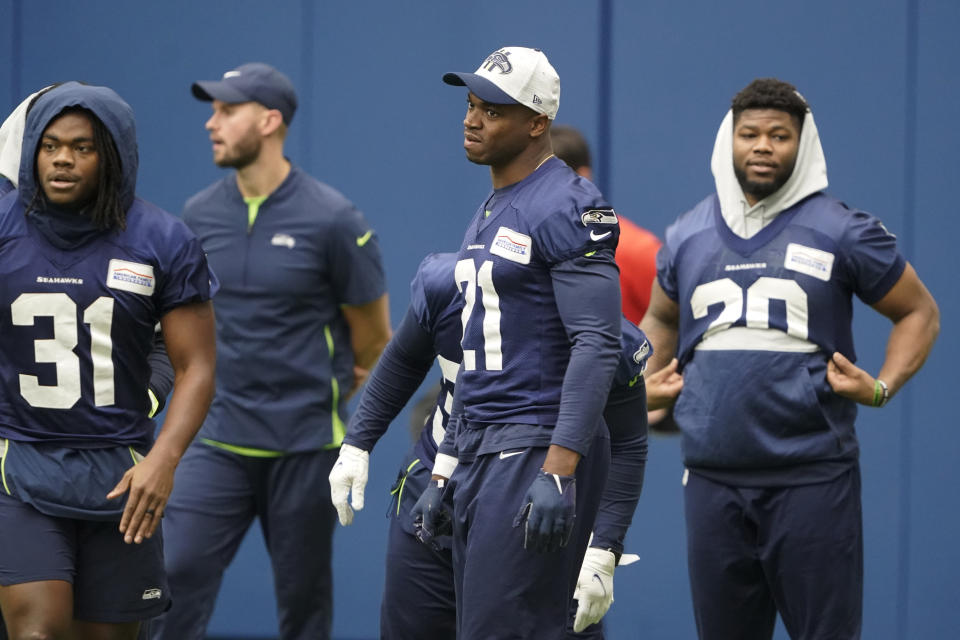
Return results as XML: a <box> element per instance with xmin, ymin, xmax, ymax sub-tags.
<box><xmin>710</xmin><ymin>108</ymin><xmax>829</xmax><ymax>239</ymax></box>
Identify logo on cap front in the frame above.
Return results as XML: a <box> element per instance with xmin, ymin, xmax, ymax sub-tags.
<box><xmin>223</xmin><ymin>71</ymin><xmax>242</xmax><ymax>78</ymax></box>
<box><xmin>483</xmin><ymin>50</ymin><xmax>512</xmax><ymax>74</ymax></box>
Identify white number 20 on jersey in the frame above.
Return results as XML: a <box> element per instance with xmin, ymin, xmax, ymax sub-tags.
<box><xmin>690</xmin><ymin>277</ymin><xmax>816</xmax><ymax>352</ymax></box>
<box><xmin>455</xmin><ymin>258</ymin><xmax>504</xmax><ymax>371</ymax></box>
<box><xmin>11</xmin><ymin>293</ymin><xmax>115</xmax><ymax>409</ymax></box>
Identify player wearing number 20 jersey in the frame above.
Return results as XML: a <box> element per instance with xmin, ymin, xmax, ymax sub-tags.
<box><xmin>659</xmin><ymin>130</ymin><xmax>904</xmax><ymax>486</ymax></box>
<box><xmin>647</xmin><ymin>78</ymin><xmax>939</xmax><ymax>640</ymax></box>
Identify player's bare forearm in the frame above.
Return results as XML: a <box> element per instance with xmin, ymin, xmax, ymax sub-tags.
<box><xmin>829</xmin><ymin>264</ymin><xmax>940</xmax><ymax>405</ymax></box>
<box><xmin>110</xmin><ymin>300</ymin><xmax>216</xmax><ymax>543</ymax></box>
<box><xmin>638</xmin><ymin>280</ymin><xmax>679</xmax><ymax>375</ymax></box>
<box><xmin>343</xmin><ymin>294</ymin><xmax>392</xmax><ymax>384</ymax></box>
<box><xmin>153</xmin><ymin>300</ymin><xmax>217</xmax><ymax>463</ymax></box>
<box><xmin>542</xmin><ymin>444</ymin><xmax>581</xmax><ymax>477</ymax></box>
<box><xmin>639</xmin><ymin>280</ymin><xmax>683</xmax><ymax>410</ymax></box>
<box><xmin>872</xmin><ymin>263</ymin><xmax>940</xmax><ymax>396</ymax></box>
<box><xmin>876</xmin><ymin>308</ymin><xmax>939</xmax><ymax>395</ymax></box>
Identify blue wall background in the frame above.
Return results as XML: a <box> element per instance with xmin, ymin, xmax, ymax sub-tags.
<box><xmin>2</xmin><ymin>1</ymin><xmax>956</xmax><ymax>637</ymax></box>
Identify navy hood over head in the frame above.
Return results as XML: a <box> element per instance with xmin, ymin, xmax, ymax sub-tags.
<box><xmin>18</xmin><ymin>81</ymin><xmax>138</xmax><ymax>215</ymax></box>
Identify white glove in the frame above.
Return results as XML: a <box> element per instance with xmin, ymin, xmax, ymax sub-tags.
<box><xmin>573</xmin><ymin>547</ymin><xmax>616</xmax><ymax>632</ymax></box>
<box><xmin>328</xmin><ymin>443</ymin><xmax>369</xmax><ymax>526</ymax></box>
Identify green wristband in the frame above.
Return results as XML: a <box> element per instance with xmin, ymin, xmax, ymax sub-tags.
<box><xmin>873</xmin><ymin>379</ymin><xmax>890</xmax><ymax>408</ymax></box>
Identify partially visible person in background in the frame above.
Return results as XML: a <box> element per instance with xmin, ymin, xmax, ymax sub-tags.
<box><xmin>153</xmin><ymin>62</ymin><xmax>390</xmax><ymax>640</ymax></box>
<box><xmin>552</xmin><ymin>125</ymin><xmax>661</xmax><ymax>324</ymax></box>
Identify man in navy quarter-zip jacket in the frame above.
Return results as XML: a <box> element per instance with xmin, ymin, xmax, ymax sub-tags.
<box><xmin>151</xmin><ymin>62</ymin><xmax>391</xmax><ymax>640</ymax></box>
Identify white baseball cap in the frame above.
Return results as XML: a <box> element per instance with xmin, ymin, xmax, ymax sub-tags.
<box><xmin>443</xmin><ymin>47</ymin><xmax>560</xmax><ymax>120</ymax></box>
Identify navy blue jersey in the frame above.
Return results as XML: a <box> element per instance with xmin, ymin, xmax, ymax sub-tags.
<box><xmin>454</xmin><ymin>157</ymin><xmax>620</xmax><ymax>429</ymax></box>
<box><xmin>659</xmin><ymin>192</ymin><xmax>905</xmax><ymax>482</ymax></box>
<box><xmin>345</xmin><ymin>252</ymin><xmax>648</xmax><ymax>467</ymax></box>
<box><xmin>343</xmin><ymin>252</ymin><xmax>462</xmax><ymax>458</ymax></box>
<box><xmin>0</xmin><ymin>198</ymin><xmax>213</xmax><ymax>448</ymax></box>
<box><xmin>345</xmin><ymin>249</ymin><xmax>646</xmax><ymax>550</ymax></box>
<box><xmin>0</xmin><ymin>83</ymin><xmax>216</xmax><ymax>450</ymax></box>
<box><xmin>413</xmin><ymin>314</ymin><xmax>646</xmax><ymax>468</ymax></box>
<box><xmin>409</xmin><ymin>253</ymin><xmax>463</xmax><ymax>457</ymax></box>
<box><xmin>184</xmin><ymin>167</ymin><xmax>386</xmax><ymax>453</ymax></box>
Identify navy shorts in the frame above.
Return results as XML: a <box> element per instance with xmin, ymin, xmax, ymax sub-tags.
<box><xmin>0</xmin><ymin>491</ymin><xmax>169</xmax><ymax>623</ymax></box>
<box><xmin>684</xmin><ymin>466</ymin><xmax>863</xmax><ymax>640</ymax></box>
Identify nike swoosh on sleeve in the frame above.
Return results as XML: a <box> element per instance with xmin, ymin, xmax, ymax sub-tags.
<box><xmin>356</xmin><ymin>230</ymin><xmax>373</xmax><ymax>247</ymax></box>
<box><xmin>589</xmin><ymin>230</ymin><xmax>612</xmax><ymax>241</ymax></box>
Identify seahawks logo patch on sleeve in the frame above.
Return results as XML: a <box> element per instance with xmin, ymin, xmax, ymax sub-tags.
<box><xmin>580</xmin><ymin>209</ymin><xmax>618</xmax><ymax>226</ymax></box>
<box><xmin>633</xmin><ymin>340</ymin><xmax>651</xmax><ymax>373</ymax></box>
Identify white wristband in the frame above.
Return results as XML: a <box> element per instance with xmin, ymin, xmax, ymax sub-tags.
<box><xmin>432</xmin><ymin>453</ymin><xmax>459</xmax><ymax>479</ymax></box>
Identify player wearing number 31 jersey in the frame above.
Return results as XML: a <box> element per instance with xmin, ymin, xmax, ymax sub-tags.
<box><xmin>0</xmin><ymin>82</ymin><xmax>217</xmax><ymax>638</ymax></box>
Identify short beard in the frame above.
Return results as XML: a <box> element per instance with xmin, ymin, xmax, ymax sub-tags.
<box><xmin>215</xmin><ymin>132</ymin><xmax>262</xmax><ymax>170</ymax></box>
<box><xmin>734</xmin><ymin>158</ymin><xmax>796</xmax><ymax>204</ymax></box>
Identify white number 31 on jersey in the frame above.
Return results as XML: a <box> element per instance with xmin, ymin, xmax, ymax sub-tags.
<box><xmin>12</xmin><ymin>293</ymin><xmax>115</xmax><ymax>409</ymax></box>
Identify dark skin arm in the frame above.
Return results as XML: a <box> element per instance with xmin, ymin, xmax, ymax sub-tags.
<box><xmin>638</xmin><ymin>280</ymin><xmax>684</xmax><ymax>412</ymax></box>
<box><xmin>107</xmin><ymin>300</ymin><xmax>216</xmax><ymax>544</ymax></box>
<box><xmin>827</xmin><ymin>262</ymin><xmax>940</xmax><ymax>403</ymax></box>
<box><xmin>341</xmin><ymin>293</ymin><xmax>392</xmax><ymax>397</ymax></box>
<box><xmin>541</xmin><ymin>445</ymin><xmax>581</xmax><ymax>476</ymax></box>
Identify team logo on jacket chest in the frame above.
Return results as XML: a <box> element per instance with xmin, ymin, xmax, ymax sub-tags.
<box><xmin>271</xmin><ymin>233</ymin><xmax>296</xmax><ymax>249</ymax></box>
<box><xmin>106</xmin><ymin>259</ymin><xmax>155</xmax><ymax>296</ymax></box>
<box><xmin>784</xmin><ymin>243</ymin><xmax>834</xmax><ymax>282</ymax></box>
<box><xmin>490</xmin><ymin>226</ymin><xmax>531</xmax><ymax>265</ymax></box>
